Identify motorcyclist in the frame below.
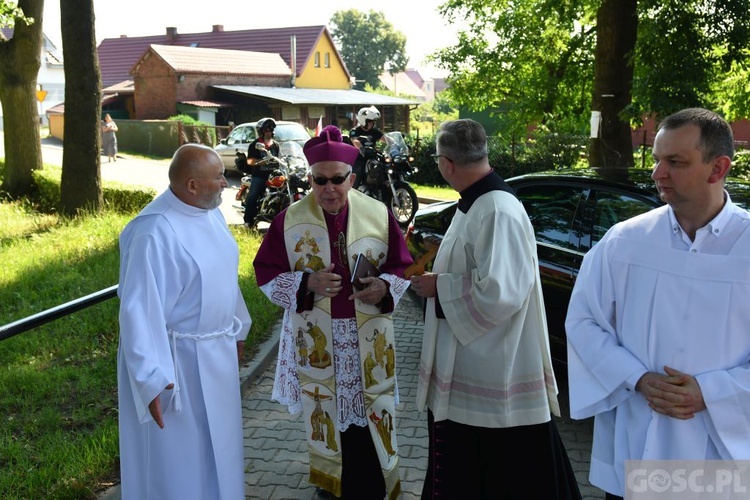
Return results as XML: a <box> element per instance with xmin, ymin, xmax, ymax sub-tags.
<box><xmin>349</xmin><ymin>106</ymin><xmax>386</xmax><ymax>189</ymax></box>
<box><xmin>243</xmin><ymin>117</ymin><xmax>280</xmax><ymax>228</ymax></box>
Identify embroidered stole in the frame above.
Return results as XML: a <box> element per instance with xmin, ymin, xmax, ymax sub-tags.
<box><xmin>283</xmin><ymin>192</ymin><xmax>401</xmax><ymax>499</ymax></box>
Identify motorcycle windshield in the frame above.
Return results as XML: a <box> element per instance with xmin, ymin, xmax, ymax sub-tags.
<box><xmin>280</xmin><ymin>141</ymin><xmax>309</xmax><ymax>176</ymax></box>
<box><xmin>383</xmin><ymin>132</ymin><xmax>409</xmax><ymax>158</ymax></box>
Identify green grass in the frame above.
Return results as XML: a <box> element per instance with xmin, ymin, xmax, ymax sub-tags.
<box><xmin>0</xmin><ymin>180</ymin><xmax>279</xmax><ymax>498</ymax></box>
<box><xmin>413</xmin><ymin>183</ymin><xmax>459</xmax><ymax>201</ymax></box>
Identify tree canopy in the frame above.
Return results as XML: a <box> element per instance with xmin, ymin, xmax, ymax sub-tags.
<box><xmin>330</xmin><ymin>9</ymin><xmax>408</xmax><ymax>90</ymax></box>
<box><xmin>433</xmin><ymin>0</ymin><xmax>750</xmax><ymax>166</ymax></box>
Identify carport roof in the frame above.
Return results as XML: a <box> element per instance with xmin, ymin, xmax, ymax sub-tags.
<box><xmin>212</xmin><ymin>85</ymin><xmax>419</xmax><ymax>106</ymax></box>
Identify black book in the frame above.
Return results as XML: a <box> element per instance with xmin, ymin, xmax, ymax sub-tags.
<box><xmin>351</xmin><ymin>253</ymin><xmax>381</xmax><ymax>291</ymax></box>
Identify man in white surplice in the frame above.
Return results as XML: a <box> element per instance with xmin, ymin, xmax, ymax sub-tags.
<box><xmin>118</xmin><ymin>144</ymin><xmax>252</xmax><ymax>500</ymax></box>
<box><xmin>566</xmin><ymin>108</ymin><xmax>750</xmax><ymax>499</ymax></box>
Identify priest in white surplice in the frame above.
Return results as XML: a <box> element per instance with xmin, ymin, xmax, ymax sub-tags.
<box><xmin>410</xmin><ymin>119</ymin><xmax>581</xmax><ymax>499</ymax></box>
<box><xmin>566</xmin><ymin>108</ymin><xmax>750</xmax><ymax>499</ymax></box>
<box><xmin>117</xmin><ymin>144</ymin><xmax>252</xmax><ymax>500</ymax></box>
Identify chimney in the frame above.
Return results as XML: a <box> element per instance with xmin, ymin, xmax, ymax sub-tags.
<box><xmin>212</xmin><ymin>25</ymin><xmax>224</xmax><ymax>32</ymax></box>
<box><xmin>166</xmin><ymin>27</ymin><xmax>177</xmax><ymax>41</ymax></box>
<box><xmin>290</xmin><ymin>35</ymin><xmax>296</xmax><ymax>87</ymax></box>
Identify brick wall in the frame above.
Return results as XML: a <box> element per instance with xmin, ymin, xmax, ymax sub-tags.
<box><xmin>133</xmin><ymin>53</ymin><xmax>291</xmax><ymax>119</ymax></box>
<box><xmin>133</xmin><ymin>55</ymin><xmax>178</xmax><ymax>119</ymax></box>
<box><xmin>177</xmin><ymin>74</ymin><xmax>289</xmax><ymax>103</ymax></box>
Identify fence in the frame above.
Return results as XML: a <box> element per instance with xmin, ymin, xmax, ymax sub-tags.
<box><xmin>0</xmin><ymin>285</ymin><xmax>118</xmax><ymax>342</ymax></box>
<box><xmin>113</xmin><ymin>120</ymin><xmax>232</xmax><ymax>158</ymax></box>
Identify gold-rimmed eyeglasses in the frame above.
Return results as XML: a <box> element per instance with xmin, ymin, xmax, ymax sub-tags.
<box><xmin>431</xmin><ymin>153</ymin><xmax>452</xmax><ymax>164</ymax></box>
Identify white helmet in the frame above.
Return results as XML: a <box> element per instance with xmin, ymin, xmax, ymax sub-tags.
<box><xmin>356</xmin><ymin>106</ymin><xmax>381</xmax><ymax>127</ymax></box>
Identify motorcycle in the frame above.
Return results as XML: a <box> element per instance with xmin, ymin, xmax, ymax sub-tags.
<box><xmin>235</xmin><ymin>141</ymin><xmax>310</xmax><ymax>227</ymax></box>
<box><xmin>356</xmin><ymin>131</ymin><xmax>419</xmax><ymax>227</ymax></box>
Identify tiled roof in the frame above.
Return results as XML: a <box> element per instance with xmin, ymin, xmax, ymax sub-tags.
<box><xmin>213</xmin><ymin>85</ymin><xmax>419</xmax><ymax>106</ymax></box>
<box><xmin>98</xmin><ymin>25</ymin><xmax>331</xmax><ymax>87</ymax></box>
<box><xmin>137</xmin><ymin>44</ymin><xmax>290</xmax><ymax>77</ymax></box>
<box><xmin>434</xmin><ymin>77</ymin><xmax>449</xmax><ymax>93</ymax></box>
<box><xmin>180</xmin><ymin>100</ymin><xmax>233</xmax><ymax>108</ymax></box>
<box><xmin>103</xmin><ymin>80</ymin><xmax>135</xmax><ymax>93</ymax></box>
<box><xmin>405</xmin><ymin>69</ymin><xmax>430</xmax><ymax>88</ymax></box>
<box><xmin>378</xmin><ymin>71</ymin><xmax>426</xmax><ymax>99</ymax></box>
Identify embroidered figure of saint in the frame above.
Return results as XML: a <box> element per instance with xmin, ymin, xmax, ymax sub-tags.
<box><xmin>294</xmin><ymin>230</ymin><xmax>320</xmax><ymax>254</ymax></box>
<box><xmin>366</xmin><ymin>327</ymin><xmax>387</xmax><ymax>368</ymax></box>
<box><xmin>303</xmin><ymin>386</ymin><xmax>332</xmax><ymax>443</ymax></box>
<box><xmin>306</xmin><ymin>321</ymin><xmax>331</xmax><ymax>369</ymax></box>
<box><xmin>369</xmin><ymin>408</ymin><xmax>396</xmax><ymax>456</ymax></box>
<box><xmin>385</xmin><ymin>343</ymin><xmax>395</xmax><ymax>379</ymax></box>
<box><xmin>364</xmin><ymin>351</ymin><xmax>378</xmax><ymax>388</ymax></box>
<box><xmin>296</xmin><ymin>328</ymin><xmax>309</xmax><ymax>367</ymax></box>
<box><xmin>321</xmin><ymin>411</ymin><xmax>339</xmax><ymax>452</ymax></box>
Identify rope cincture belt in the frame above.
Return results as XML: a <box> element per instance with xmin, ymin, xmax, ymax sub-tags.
<box><xmin>167</xmin><ymin>316</ymin><xmax>242</xmax><ymax>412</ymax></box>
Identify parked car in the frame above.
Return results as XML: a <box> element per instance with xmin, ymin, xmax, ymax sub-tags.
<box><xmin>214</xmin><ymin>120</ymin><xmax>311</xmax><ymax>173</ymax></box>
<box><xmin>405</xmin><ymin>168</ymin><xmax>750</xmax><ymax>371</ymax></box>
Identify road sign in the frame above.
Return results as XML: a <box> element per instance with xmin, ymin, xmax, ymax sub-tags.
<box><xmin>36</xmin><ymin>90</ymin><xmax>48</xmax><ymax>102</ymax></box>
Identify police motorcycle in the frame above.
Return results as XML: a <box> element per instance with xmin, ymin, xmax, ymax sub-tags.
<box><xmin>235</xmin><ymin>141</ymin><xmax>310</xmax><ymax>226</ymax></box>
<box><xmin>355</xmin><ymin>131</ymin><xmax>419</xmax><ymax>227</ymax></box>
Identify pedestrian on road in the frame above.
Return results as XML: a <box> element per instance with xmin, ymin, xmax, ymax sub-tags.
<box><xmin>253</xmin><ymin>125</ymin><xmax>413</xmax><ymax>499</ymax></box>
<box><xmin>117</xmin><ymin>143</ymin><xmax>251</xmax><ymax>499</ymax></box>
<box><xmin>566</xmin><ymin>108</ymin><xmax>750</xmax><ymax>500</ymax></box>
<box><xmin>410</xmin><ymin>119</ymin><xmax>581</xmax><ymax>499</ymax></box>
<box><xmin>102</xmin><ymin>113</ymin><xmax>118</xmax><ymax>162</ymax></box>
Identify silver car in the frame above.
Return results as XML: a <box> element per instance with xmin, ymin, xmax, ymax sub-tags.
<box><xmin>214</xmin><ymin>120</ymin><xmax>311</xmax><ymax>173</ymax></box>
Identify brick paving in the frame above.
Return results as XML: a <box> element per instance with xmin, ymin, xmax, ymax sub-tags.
<box><xmin>240</xmin><ymin>298</ymin><xmax>605</xmax><ymax>499</ymax></box>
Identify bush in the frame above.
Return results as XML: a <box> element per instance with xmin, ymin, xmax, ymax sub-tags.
<box><xmin>406</xmin><ymin>131</ymin><xmax>589</xmax><ymax>187</ymax></box>
<box><xmin>732</xmin><ymin>148</ymin><xmax>750</xmax><ymax>180</ymax></box>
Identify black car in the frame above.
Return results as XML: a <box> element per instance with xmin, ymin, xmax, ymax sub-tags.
<box><xmin>405</xmin><ymin>168</ymin><xmax>750</xmax><ymax>370</ymax></box>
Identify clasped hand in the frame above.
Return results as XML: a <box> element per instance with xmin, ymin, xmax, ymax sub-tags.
<box><xmin>310</xmin><ymin>264</ymin><xmax>387</xmax><ymax>305</ymax></box>
<box><xmin>410</xmin><ymin>272</ymin><xmax>437</xmax><ymax>298</ymax></box>
<box><xmin>636</xmin><ymin>365</ymin><xmax>706</xmax><ymax>420</ymax></box>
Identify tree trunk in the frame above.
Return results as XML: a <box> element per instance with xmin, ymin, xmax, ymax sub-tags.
<box><xmin>589</xmin><ymin>0</ymin><xmax>638</xmax><ymax>172</ymax></box>
<box><xmin>59</xmin><ymin>0</ymin><xmax>102</xmax><ymax>215</ymax></box>
<box><xmin>0</xmin><ymin>0</ymin><xmax>44</xmax><ymax>197</ymax></box>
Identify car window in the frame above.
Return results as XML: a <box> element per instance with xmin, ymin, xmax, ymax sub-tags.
<box><xmin>589</xmin><ymin>191</ymin><xmax>655</xmax><ymax>246</ymax></box>
<box><xmin>515</xmin><ymin>184</ymin><xmax>584</xmax><ymax>250</ymax></box>
<box><xmin>274</xmin><ymin>124</ymin><xmax>310</xmax><ymax>142</ymax></box>
<box><xmin>226</xmin><ymin>126</ymin><xmax>255</xmax><ymax>145</ymax></box>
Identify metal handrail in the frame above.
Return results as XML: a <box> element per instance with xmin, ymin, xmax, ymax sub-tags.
<box><xmin>0</xmin><ymin>285</ymin><xmax>119</xmax><ymax>342</ymax></box>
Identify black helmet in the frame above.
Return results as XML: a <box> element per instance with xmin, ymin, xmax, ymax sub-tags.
<box><xmin>256</xmin><ymin>117</ymin><xmax>277</xmax><ymax>133</ymax></box>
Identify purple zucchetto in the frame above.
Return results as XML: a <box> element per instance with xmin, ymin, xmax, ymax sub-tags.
<box><xmin>303</xmin><ymin>125</ymin><xmax>360</xmax><ymax>167</ymax></box>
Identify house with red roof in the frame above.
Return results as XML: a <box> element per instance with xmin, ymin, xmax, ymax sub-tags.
<box><xmin>96</xmin><ymin>24</ymin><xmax>417</xmax><ymax>131</ymax></box>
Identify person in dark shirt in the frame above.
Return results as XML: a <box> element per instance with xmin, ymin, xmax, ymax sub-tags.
<box><xmin>349</xmin><ymin>106</ymin><xmax>386</xmax><ymax>189</ymax></box>
<box><xmin>243</xmin><ymin>117</ymin><xmax>280</xmax><ymax>228</ymax></box>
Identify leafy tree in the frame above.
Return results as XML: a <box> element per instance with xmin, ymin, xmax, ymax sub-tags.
<box><xmin>629</xmin><ymin>1</ymin><xmax>750</xmax><ymax>121</ymax></box>
<box><xmin>330</xmin><ymin>9</ymin><xmax>408</xmax><ymax>90</ymax></box>
<box><xmin>0</xmin><ymin>0</ymin><xmax>43</xmax><ymax>197</ymax></box>
<box><xmin>434</xmin><ymin>0</ymin><xmax>596</xmax><ymax>141</ymax></box>
<box><xmin>59</xmin><ymin>0</ymin><xmax>102</xmax><ymax>215</ymax></box>
<box><xmin>434</xmin><ymin>0</ymin><xmax>750</xmax><ymax>170</ymax></box>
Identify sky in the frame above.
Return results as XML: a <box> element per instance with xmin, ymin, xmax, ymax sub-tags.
<box><xmin>41</xmin><ymin>0</ymin><xmax>462</xmax><ymax>78</ymax></box>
